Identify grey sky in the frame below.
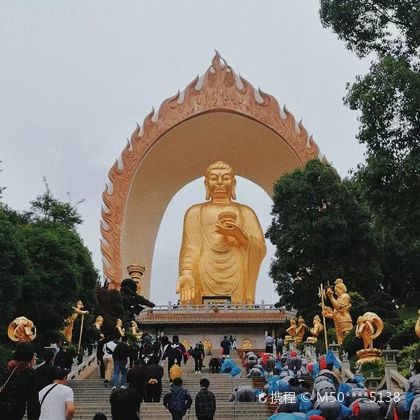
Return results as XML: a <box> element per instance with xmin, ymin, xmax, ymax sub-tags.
<box><xmin>0</xmin><ymin>1</ymin><xmax>370</xmax><ymax>304</ymax></box>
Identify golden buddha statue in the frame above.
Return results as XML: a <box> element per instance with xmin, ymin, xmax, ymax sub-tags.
<box><xmin>61</xmin><ymin>300</ymin><xmax>89</xmax><ymax>344</ymax></box>
<box><xmin>130</xmin><ymin>320</ymin><xmax>142</xmax><ymax>341</ymax></box>
<box><xmin>241</xmin><ymin>339</ymin><xmax>253</xmax><ymax>350</ymax></box>
<box><xmin>203</xmin><ymin>339</ymin><xmax>213</xmax><ymax>354</ymax></box>
<box><xmin>306</xmin><ymin>315</ymin><xmax>324</xmax><ymax>344</ymax></box>
<box><xmin>295</xmin><ymin>316</ymin><xmax>309</xmax><ymax>344</ymax></box>
<box><xmin>284</xmin><ymin>318</ymin><xmax>297</xmax><ymax>344</ymax></box>
<box><xmin>176</xmin><ymin>161</ymin><xmax>266</xmax><ymax>305</ymax></box>
<box><xmin>416</xmin><ymin>309</ymin><xmax>420</xmax><ymax>339</ymax></box>
<box><xmin>322</xmin><ymin>278</ymin><xmax>353</xmax><ymax>345</ymax></box>
<box><xmin>116</xmin><ymin>318</ymin><xmax>125</xmax><ymax>337</ymax></box>
<box><xmin>182</xmin><ymin>339</ymin><xmax>192</xmax><ymax>350</ymax></box>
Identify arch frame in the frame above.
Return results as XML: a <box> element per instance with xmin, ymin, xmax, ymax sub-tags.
<box><xmin>101</xmin><ymin>53</ymin><xmax>323</xmax><ymax>291</ymax></box>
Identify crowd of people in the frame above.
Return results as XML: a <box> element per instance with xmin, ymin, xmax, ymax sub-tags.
<box><xmin>1</xmin><ymin>334</ymin><xmax>420</xmax><ymax>420</ymax></box>
<box><xmin>238</xmin><ymin>347</ymin><xmax>420</xmax><ymax>420</ymax></box>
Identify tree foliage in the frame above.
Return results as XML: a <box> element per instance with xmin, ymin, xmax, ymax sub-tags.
<box><xmin>25</xmin><ymin>179</ymin><xmax>83</xmax><ymax>229</ymax></box>
<box><xmin>266</xmin><ymin>160</ymin><xmax>382</xmax><ymax>318</ymax></box>
<box><xmin>319</xmin><ymin>0</ymin><xmax>420</xmax><ymax>57</ymax></box>
<box><xmin>0</xmin><ymin>206</ymin><xmax>28</xmax><ymax>341</ymax></box>
<box><xmin>0</xmin><ymin>187</ymin><xmax>97</xmax><ymax>348</ymax></box>
<box><xmin>319</xmin><ymin>0</ymin><xmax>420</xmax><ymax>305</ymax></box>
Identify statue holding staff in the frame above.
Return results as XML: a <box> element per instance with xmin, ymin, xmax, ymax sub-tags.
<box><xmin>61</xmin><ymin>300</ymin><xmax>89</xmax><ymax>344</ymax></box>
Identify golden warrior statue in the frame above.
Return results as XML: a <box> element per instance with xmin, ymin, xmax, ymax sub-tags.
<box><xmin>322</xmin><ymin>278</ymin><xmax>353</xmax><ymax>345</ymax></box>
<box><xmin>61</xmin><ymin>300</ymin><xmax>89</xmax><ymax>344</ymax></box>
<box><xmin>176</xmin><ymin>161</ymin><xmax>266</xmax><ymax>305</ymax></box>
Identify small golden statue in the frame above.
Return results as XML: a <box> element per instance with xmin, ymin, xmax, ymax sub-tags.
<box><xmin>116</xmin><ymin>318</ymin><xmax>125</xmax><ymax>337</ymax></box>
<box><xmin>130</xmin><ymin>320</ymin><xmax>142</xmax><ymax>341</ymax></box>
<box><xmin>127</xmin><ymin>263</ymin><xmax>145</xmax><ymax>295</ymax></box>
<box><xmin>295</xmin><ymin>316</ymin><xmax>309</xmax><ymax>344</ymax></box>
<box><xmin>182</xmin><ymin>339</ymin><xmax>192</xmax><ymax>350</ymax></box>
<box><xmin>203</xmin><ymin>339</ymin><xmax>213</xmax><ymax>354</ymax></box>
<box><xmin>415</xmin><ymin>309</ymin><xmax>420</xmax><ymax>339</ymax></box>
<box><xmin>241</xmin><ymin>339</ymin><xmax>253</xmax><ymax>350</ymax></box>
<box><xmin>284</xmin><ymin>318</ymin><xmax>297</xmax><ymax>345</ymax></box>
<box><xmin>321</xmin><ymin>278</ymin><xmax>353</xmax><ymax>345</ymax></box>
<box><xmin>355</xmin><ymin>312</ymin><xmax>384</xmax><ymax>364</ymax></box>
<box><xmin>8</xmin><ymin>316</ymin><xmax>37</xmax><ymax>342</ymax></box>
<box><xmin>92</xmin><ymin>315</ymin><xmax>104</xmax><ymax>340</ymax></box>
<box><xmin>176</xmin><ymin>161</ymin><xmax>266</xmax><ymax>305</ymax></box>
<box><xmin>61</xmin><ymin>300</ymin><xmax>89</xmax><ymax>344</ymax></box>
<box><xmin>306</xmin><ymin>315</ymin><xmax>324</xmax><ymax>344</ymax></box>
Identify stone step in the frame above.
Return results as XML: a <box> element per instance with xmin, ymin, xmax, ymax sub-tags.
<box><xmin>31</xmin><ymin>353</ymin><xmax>270</xmax><ymax>420</ymax></box>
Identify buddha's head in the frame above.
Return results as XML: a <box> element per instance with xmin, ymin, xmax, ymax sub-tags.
<box><xmin>204</xmin><ymin>161</ymin><xmax>236</xmax><ymax>201</ymax></box>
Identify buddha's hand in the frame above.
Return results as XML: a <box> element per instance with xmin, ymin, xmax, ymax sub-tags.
<box><xmin>215</xmin><ymin>221</ymin><xmax>249</xmax><ymax>247</ymax></box>
<box><xmin>176</xmin><ymin>272</ymin><xmax>195</xmax><ymax>303</ymax></box>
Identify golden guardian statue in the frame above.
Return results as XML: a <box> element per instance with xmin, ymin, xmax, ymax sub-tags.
<box><xmin>321</xmin><ymin>278</ymin><xmax>353</xmax><ymax>345</ymax></box>
<box><xmin>356</xmin><ymin>312</ymin><xmax>384</xmax><ymax>364</ymax></box>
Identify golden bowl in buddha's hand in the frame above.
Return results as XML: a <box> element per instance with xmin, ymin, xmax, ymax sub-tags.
<box><xmin>218</xmin><ymin>211</ymin><xmax>237</xmax><ymax>226</ymax></box>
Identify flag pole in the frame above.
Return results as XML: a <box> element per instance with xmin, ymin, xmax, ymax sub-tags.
<box><xmin>319</xmin><ymin>284</ymin><xmax>329</xmax><ymax>350</ymax></box>
<box><xmin>77</xmin><ymin>313</ymin><xmax>85</xmax><ymax>355</ymax></box>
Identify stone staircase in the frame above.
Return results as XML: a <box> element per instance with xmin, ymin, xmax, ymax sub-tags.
<box><xmin>68</xmin><ymin>352</ymin><xmax>269</xmax><ymax>419</ymax></box>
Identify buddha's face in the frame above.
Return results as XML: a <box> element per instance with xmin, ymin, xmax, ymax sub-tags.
<box><xmin>205</xmin><ymin>168</ymin><xmax>235</xmax><ymax>199</ymax></box>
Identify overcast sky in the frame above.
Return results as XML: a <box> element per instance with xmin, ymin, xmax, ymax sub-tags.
<box><xmin>0</xmin><ymin>1</ymin><xmax>370</xmax><ymax>305</ymax></box>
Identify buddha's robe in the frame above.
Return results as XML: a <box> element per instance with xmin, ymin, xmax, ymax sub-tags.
<box><xmin>179</xmin><ymin>201</ymin><xmax>266</xmax><ymax>304</ymax></box>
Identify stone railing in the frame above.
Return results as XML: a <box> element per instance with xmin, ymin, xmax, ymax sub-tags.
<box><xmin>67</xmin><ymin>353</ymin><xmax>97</xmax><ymax>380</ymax></box>
<box><xmin>337</xmin><ymin>345</ymin><xmax>408</xmax><ymax>393</ymax></box>
<box><xmin>138</xmin><ymin>302</ymin><xmax>295</xmax><ymax>317</ymax></box>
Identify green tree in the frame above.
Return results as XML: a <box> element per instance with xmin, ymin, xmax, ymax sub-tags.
<box><xmin>0</xmin><ymin>187</ymin><xmax>97</xmax><ymax>348</ymax></box>
<box><xmin>319</xmin><ymin>0</ymin><xmax>420</xmax><ymax>305</ymax></box>
<box><xmin>319</xmin><ymin>0</ymin><xmax>420</xmax><ymax>57</ymax></box>
<box><xmin>14</xmin><ymin>223</ymin><xmax>97</xmax><ymax>346</ymax></box>
<box><xmin>25</xmin><ymin>178</ymin><xmax>83</xmax><ymax>229</ymax></box>
<box><xmin>0</xmin><ymin>206</ymin><xmax>28</xmax><ymax>341</ymax></box>
<box><xmin>266</xmin><ymin>160</ymin><xmax>382</xmax><ymax>318</ymax></box>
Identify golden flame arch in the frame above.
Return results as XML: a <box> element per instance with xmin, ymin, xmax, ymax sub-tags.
<box><xmin>101</xmin><ymin>52</ymin><xmax>324</xmax><ymax>295</ymax></box>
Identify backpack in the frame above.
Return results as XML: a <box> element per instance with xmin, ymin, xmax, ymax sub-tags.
<box><xmin>169</xmin><ymin>388</ymin><xmax>189</xmax><ymax>414</ymax></box>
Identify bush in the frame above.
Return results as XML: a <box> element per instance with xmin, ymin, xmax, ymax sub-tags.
<box><xmin>349</xmin><ymin>292</ymin><xmax>368</xmax><ymax>320</ymax></box>
<box><xmin>389</xmin><ymin>320</ymin><xmax>417</xmax><ymax>349</ymax></box>
<box><xmin>343</xmin><ymin>326</ymin><xmax>363</xmax><ymax>357</ymax></box>
<box><xmin>397</xmin><ymin>343</ymin><xmax>419</xmax><ymax>378</ymax></box>
<box><xmin>0</xmin><ymin>343</ymin><xmax>13</xmax><ymax>369</ymax></box>
<box><xmin>374</xmin><ymin>322</ymin><xmax>397</xmax><ymax>348</ymax></box>
<box><xmin>361</xmin><ymin>359</ymin><xmax>384</xmax><ymax>378</ymax></box>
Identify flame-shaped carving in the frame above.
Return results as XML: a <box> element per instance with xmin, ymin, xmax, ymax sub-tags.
<box><xmin>101</xmin><ymin>52</ymin><xmax>321</xmax><ymax>289</ymax></box>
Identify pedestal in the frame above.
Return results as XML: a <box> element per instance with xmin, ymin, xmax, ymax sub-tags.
<box><xmin>136</xmin><ymin>303</ymin><xmax>295</xmax><ymax>350</ymax></box>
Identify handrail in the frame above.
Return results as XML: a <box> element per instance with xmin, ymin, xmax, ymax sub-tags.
<box><xmin>138</xmin><ymin>303</ymin><xmax>295</xmax><ymax>316</ymax></box>
<box><xmin>389</xmin><ymin>369</ymin><xmax>408</xmax><ymax>390</ymax></box>
<box><xmin>67</xmin><ymin>353</ymin><xmax>97</xmax><ymax>380</ymax></box>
